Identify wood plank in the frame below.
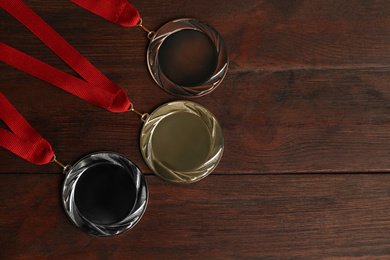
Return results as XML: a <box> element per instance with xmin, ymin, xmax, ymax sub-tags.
<box><xmin>1</xmin><ymin>0</ymin><xmax>390</xmax><ymax>174</ymax></box>
<box><xmin>1</xmin><ymin>174</ymin><xmax>390</xmax><ymax>259</ymax></box>
<box><xmin>224</xmin><ymin>0</ymin><xmax>390</xmax><ymax>71</ymax></box>
<box><xmin>1</xmin><ymin>0</ymin><xmax>390</xmax><ymax>259</ymax></box>
<box><xmin>1</xmin><ymin>69</ymin><xmax>390</xmax><ymax>174</ymax></box>
<box><xmin>1</xmin><ymin>0</ymin><xmax>389</xmax><ymax>71</ymax></box>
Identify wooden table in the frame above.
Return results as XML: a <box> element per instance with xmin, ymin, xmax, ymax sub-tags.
<box><xmin>1</xmin><ymin>0</ymin><xmax>390</xmax><ymax>258</ymax></box>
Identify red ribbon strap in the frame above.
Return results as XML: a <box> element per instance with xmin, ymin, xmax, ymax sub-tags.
<box><xmin>0</xmin><ymin>92</ymin><xmax>54</xmax><ymax>165</ymax></box>
<box><xmin>70</xmin><ymin>0</ymin><xmax>140</xmax><ymax>26</ymax></box>
<box><xmin>0</xmin><ymin>0</ymin><xmax>131</xmax><ymax>112</ymax></box>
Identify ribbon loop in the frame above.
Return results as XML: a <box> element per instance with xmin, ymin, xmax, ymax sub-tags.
<box><xmin>70</xmin><ymin>0</ymin><xmax>140</xmax><ymax>26</ymax></box>
<box><xmin>0</xmin><ymin>0</ymin><xmax>132</xmax><ymax>112</ymax></box>
<box><xmin>0</xmin><ymin>92</ymin><xmax>54</xmax><ymax>165</ymax></box>
<box><xmin>0</xmin><ymin>0</ymin><xmax>141</xmax><ymax>164</ymax></box>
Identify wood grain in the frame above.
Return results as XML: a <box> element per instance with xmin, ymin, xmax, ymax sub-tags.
<box><xmin>1</xmin><ymin>0</ymin><xmax>390</xmax><ymax>258</ymax></box>
<box><xmin>1</xmin><ymin>174</ymin><xmax>390</xmax><ymax>259</ymax></box>
<box><xmin>1</xmin><ymin>68</ymin><xmax>390</xmax><ymax>174</ymax></box>
<box><xmin>0</xmin><ymin>0</ymin><xmax>389</xmax><ymax>174</ymax></box>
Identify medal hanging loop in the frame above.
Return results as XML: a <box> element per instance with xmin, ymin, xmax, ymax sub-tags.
<box><xmin>137</xmin><ymin>18</ymin><xmax>155</xmax><ymax>39</ymax></box>
<box><xmin>51</xmin><ymin>155</ymin><xmax>71</xmax><ymax>173</ymax></box>
<box><xmin>128</xmin><ymin>103</ymin><xmax>149</xmax><ymax>123</ymax></box>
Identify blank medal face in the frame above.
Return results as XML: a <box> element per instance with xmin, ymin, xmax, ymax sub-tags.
<box><xmin>151</xmin><ymin>112</ymin><xmax>212</xmax><ymax>172</ymax></box>
<box><xmin>158</xmin><ymin>29</ymin><xmax>218</xmax><ymax>87</ymax></box>
<box><xmin>147</xmin><ymin>19</ymin><xmax>228</xmax><ymax>97</ymax></box>
<box><xmin>74</xmin><ymin>163</ymin><xmax>136</xmax><ymax>225</ymax></box>
<box><xmin>140</xmin><ymin>101</ymin><xmax>224</xmax><ymax>183</ymax></box>
<box><xmin>62</xmin><ymin>152</ymin><xmax>148</xmax><ymax>236</ymax></box>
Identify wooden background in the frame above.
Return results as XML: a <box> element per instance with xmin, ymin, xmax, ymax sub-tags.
<box><xmin>1</xmin><ymin>0</ymin><xmax>390</xmax><ymax>258</ymax></box>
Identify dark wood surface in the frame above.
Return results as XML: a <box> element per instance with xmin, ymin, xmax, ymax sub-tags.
<box><xmin>1</xmin><ymin>0</ymin><xmax>390</xmax><ymax>258</ymax></box>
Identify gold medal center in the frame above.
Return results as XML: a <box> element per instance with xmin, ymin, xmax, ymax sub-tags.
<box><xmin>151</xmin><ymin>112</ymin><xmax>211</xmax><ymax>172</ymax></box>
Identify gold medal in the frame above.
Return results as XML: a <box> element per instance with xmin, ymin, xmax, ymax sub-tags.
<box><xmin>135</xmin><ymin>100</ymin><xmax>224</xmax><ymax>183</ymax></box>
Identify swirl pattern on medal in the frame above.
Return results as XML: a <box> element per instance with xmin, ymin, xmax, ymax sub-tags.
<box><xmin>62</xmin><ymin>152</ymin><xmax>148</xmax><ymax>237</ymax></box>
<box><xmin>140</xmin><ymin>101</ymin><xmax>224</xmax><ymax>183</ymax></box>
<box><xmin>147</xmin><ymin>18</ymin><xmax>228</xmax><ymax>97</ymax></box>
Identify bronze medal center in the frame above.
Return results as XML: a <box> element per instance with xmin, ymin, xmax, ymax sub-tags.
<box><xmin>158</xmin><ymin>29</ymin><xmax>218</xmax><ymax>87</ymax></box>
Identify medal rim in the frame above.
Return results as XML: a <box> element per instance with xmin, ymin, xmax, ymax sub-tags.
<box><xmin>140</xmin><ymin>100</ymin><xmax>224</xmax><ymax>183</ymax></box>
<box><xmin>146</xmin><ymin>18</ymin><xmax>229</xmax><ymax>97</ymax></box>
<box><xmin>61</xmin><ymin>151</ymin><xmax>148</xmax><ymax>237</ymax></box>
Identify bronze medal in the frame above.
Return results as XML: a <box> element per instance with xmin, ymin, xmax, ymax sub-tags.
<box><xmin>144</xmin><ymin>18</ymin><xmax>228</xmax><ymax>97</ymax></box>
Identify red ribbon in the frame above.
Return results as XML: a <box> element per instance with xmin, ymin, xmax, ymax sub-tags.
<box><xmin>0</xmin><ymin>0</ymin><xmax>140</xmax><ymax>164</ymax></box>
<box><xmin>0</xmin><ymin>92</ymin><xmax>54</xmax><ymax>165</ymax></box>
<box><xmin>0</xmin><ymin>0</ymin><xmax>134</xmax><ymax>112</ymax></box>
<box><xmin>70</xmin><ymin>0</ymin><xmax>140</xmax><ymax>26</ymax></box>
